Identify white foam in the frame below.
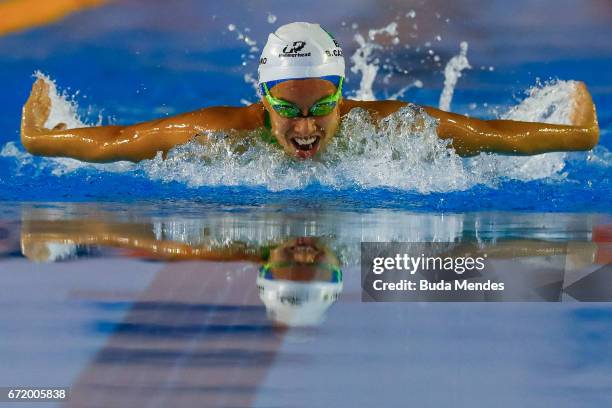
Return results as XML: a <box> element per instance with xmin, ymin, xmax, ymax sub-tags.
<box><xmin>587</xmin><ymin>145</ymin><xmax>612</xmax><ymax>167</ymax></box>
<box><xmin>1</xmin><ymin>139</ymin><xmax>134</xmax><ymax>175</ymax></box>
<box><xmin>135</xmin><ymin>104</ymin><xmax>515</xmax><ymax>193</ymax></box>
<box><xmin>1</xmin><ymin>142</ymin><xmax>33</xmax><ymax>166</ymax></box>
<box><xmin>502</xmin><ymin>80</ymin><xmax>577</xmax><ymax>124</ymax></box>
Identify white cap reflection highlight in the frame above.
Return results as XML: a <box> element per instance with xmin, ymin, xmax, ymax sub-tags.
<box><xmin>257</xmin><ymin>269</ymin><xmax>343</xmax><ymax>327</ymax></box>
<box><xmin>21</xmin><ymin>241</ymin><xmax>77</xmax><ymax>263</ymax></box>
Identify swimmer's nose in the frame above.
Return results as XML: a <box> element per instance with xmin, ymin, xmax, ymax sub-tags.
<box><xmin>292</xmin><ymin>117</ymin><xmax>317</xmax><ymax>135</ymax></box>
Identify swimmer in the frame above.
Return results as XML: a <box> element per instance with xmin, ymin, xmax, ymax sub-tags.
<box><xmin>21</xmin><ymin>22</ymin><xmax>600</xmax><ymax>162</ymax></box>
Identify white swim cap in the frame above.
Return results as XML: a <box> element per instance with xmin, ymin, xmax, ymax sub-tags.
<box><xmin>258</xmin><ymin>22</ymin><xmax>345</xmax><ymax>84</ymax></box>
<box><xmin>257</xmin><ymin>275</ymin><xmax>343</xmax><ymax>327</ymax></box>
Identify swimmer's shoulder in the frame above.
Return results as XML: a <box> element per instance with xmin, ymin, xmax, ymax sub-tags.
<box><xmin>168</xmin><ymin>102</ymin><xmax>265</xmax><ymax>133</ymax></box>
<box><xmin>340</xmin><ymin>99</ymin><xmax>409</xmax><ymax>119</ymax></box>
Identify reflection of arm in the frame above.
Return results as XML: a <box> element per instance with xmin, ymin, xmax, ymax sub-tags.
<box><xmin>20</xmin><ymin>219</ymin><xmax>265</xmax><ymax>262</ymax></box>
<box><xmin>341</xmin><ymin>81</ymin><xmax>599</xmax><ymax>156</ymax></box>
<box><xmin>21</xmin><ymin>79</ymin><xmax>264</xmax><ymax>162</ymax></box>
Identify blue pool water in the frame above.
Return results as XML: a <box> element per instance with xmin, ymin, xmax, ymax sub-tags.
<box><xmin>0</xmin><ymin>0</ymin><xmax>610</xmax><ymax>210</ymax></box>
<box><xmin>1</xmin><ymin>203</ymin><xmax>612</xmax><ymax>407</ymax></box>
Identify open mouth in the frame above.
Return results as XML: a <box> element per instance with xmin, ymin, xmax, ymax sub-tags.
<box><xmin>290</xmin><ymin>136</ymin><xmax>321</xmax><ymax>158</ymax></box>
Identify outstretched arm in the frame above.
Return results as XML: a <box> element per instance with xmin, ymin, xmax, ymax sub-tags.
<box><xmin>342</xmin><ymin>81</ymin><xmax>599</xmax><ymax>156</ymax></box>
<box><xmin>21</xmin><ymin>78</ymin><xmax>264</xmax><ymax>162</ymax></box>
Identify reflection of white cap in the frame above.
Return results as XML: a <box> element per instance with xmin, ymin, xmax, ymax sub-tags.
<box><xmin>22</xmin><ymin>241</ymin><xmax>77</xmax><ymax>263</ymax></box>
<box><xmin>257</xmin><ymin>275</ymin><xmax>343</xmax><ymax>327</ymax></box>
<box><xmin>258</xmin><ymin>22</ymin><xmax>345</xmax><ymax>84</ymax></box>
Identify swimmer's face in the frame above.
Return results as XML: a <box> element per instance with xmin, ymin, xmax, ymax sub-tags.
<box><xmin>268</xmin><ymin>237</ymin><xmax>340</xmax><ymax>281</ymax></box>
<box><xmin>262</xmin><ymin>79</ymin><xmax>341</xmax><ymax>159</ymax></box>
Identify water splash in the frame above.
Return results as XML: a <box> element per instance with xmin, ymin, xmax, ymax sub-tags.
<box><xmin>587</xmin><ymin>146</ymin><xmax>612</xmax><ymax>168</ymax></box>
<box><xmin>464</xmin><ymin>80</ymin><xmax>580</xmax><ymax>181</ymax></box>
<box><xmin>2</xmin><ymin>74</ymin><xmax>594</xmax><ymax>193</ymax></box>
<box><xmin>350</xmin><ymin>22</ymin><xmax>399</xmax><ymax>100</ymax></box>
<box><xmin>3</xmin><ymin>73</ymin><xmax>134</xmax><ymax>176</ymax></box>
<box><xmin>35</xmin><ymin>71</ymin><xmax>87</xmax><ymax>129</ymax></box>
<box><xmin>137</xmin><ymin>88</ymin><xmax>578</xmax><ymax>193</ymax></box>
<box><xmin>227</xmin><ymin>23</ymin><xmax>260</xmax><ymax>102</ymax></box>
<box><xmin>136</xmin><ymin>106</ymin><xmax>469</xmax><ymax>192</ymax></box>
<box><xmin>266</xmin><ymin>13</ymin><xmax>277</xmax><ymax>24</ymax></box>
<box><xmin>439</xmin><ymin>41</ymin><xmax>471</xmax><ymax>111</ymax></box>
<box><xmin>226</xmin><ymin>24</ymin><xmax>258</xmax><ymax>53</ymax></box>
<box><xmin>502</xmin><ymin>79</ymin><xmax>578</xmax><ymax>124</ymax></box>
<box><xmin>389</xmin><ymin>79</ymin><xmax>423</xmax><ymax>100</ymax></box>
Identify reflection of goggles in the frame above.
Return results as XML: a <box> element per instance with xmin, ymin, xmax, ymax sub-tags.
<box><xmin>259</xmin><ymin>262</ymin><xmax>343</xmax><ymax>283</ymax></box>
<box><xmin>261</xmin><ymin>77</ymin><xmax>343</xmax><ymax>119</ymax></box>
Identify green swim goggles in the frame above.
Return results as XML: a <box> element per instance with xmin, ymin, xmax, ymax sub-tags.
<box><xmin>262</xmin><ymin>77</ymin><xmax>344</xmax><ymax>119</ymax></box>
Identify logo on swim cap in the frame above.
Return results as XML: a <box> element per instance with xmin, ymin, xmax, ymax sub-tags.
<box><xmin>258</xmin><ymin>22</ymin><xmax>345</xmax><ymax>84</ymax></box>
<box><xmin>282</xmin><ymin>41</ymin><xmax>307</xmax><ymax>55</ymax></box>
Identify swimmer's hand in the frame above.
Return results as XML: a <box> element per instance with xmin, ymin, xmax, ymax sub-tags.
<box><xmin>570</xmin><ymin>81</ymin><xmax>599</xmax><ymax>129</ymax></box>
<box><xmin>22</xmin><ymin>79</ymin><xmax>48</xmax><ymax>133</ymax></box>
<box><xmin>21</xmin><ymin>78</ymin><xmax>68</xmax><ymax>143</ymax></box>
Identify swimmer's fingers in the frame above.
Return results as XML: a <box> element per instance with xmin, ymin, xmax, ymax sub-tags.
<box><xmin>570</xmin><ymin>81</ymin><xmax>598</xmax><ymax>129</ymax></box>
<box><xmin>569</xmin><ymin>81</ymin><xmax>600</xmax><ymax>149</ymax></box>
<box><xmin>22</xmin><ymin>78</ymin><xmax>52</xmax><ymax>133</ymax></box>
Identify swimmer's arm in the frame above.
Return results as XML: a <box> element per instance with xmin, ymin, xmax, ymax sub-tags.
<box><xmin>421</xmin><ymin>106</ymin><xmax>599</xmax><ymax>156</ymax></box>
<box><xmin>21</xmin><ymin>78</ymin><xmax>264</xmax><ymax>162</ymax></box>
<box><xmin>341</xmin><ymin>81</ymin><xmax>599</xmax><ymax>156</ymax></box>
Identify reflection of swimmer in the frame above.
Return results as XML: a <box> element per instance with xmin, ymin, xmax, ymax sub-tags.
<box><xmin>21</xmin><ymin>22</ymin><xmax>599</xmax><ymax>162</ymax></box>
<box><xmin>20</xmin><ymin>217</ymin><xmax>344</xmax><ymax>326</ymax></box>
<box><xmin>257</xmin><ymin>237</ymin><xmax>343</xmax><ymax>327</ymax></box>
